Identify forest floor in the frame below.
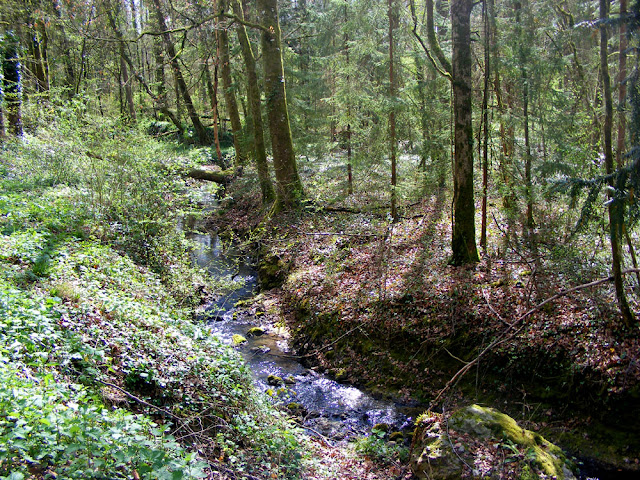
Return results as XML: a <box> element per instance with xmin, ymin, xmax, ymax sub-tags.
<box><xmin>209</xmin><ymin>164</ymin><xmax>640</xmax><ymax>476</ymax></box>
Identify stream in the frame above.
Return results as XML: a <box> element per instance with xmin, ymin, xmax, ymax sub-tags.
<box><xmin>183</xmin><ymin>189</ymin><xmax>416</xmax><ymax>443</ymax></box>
<box><xmin>182</xmin><ymin>187</ymin><xmax>632</xmax><ymax>479</ymax></box>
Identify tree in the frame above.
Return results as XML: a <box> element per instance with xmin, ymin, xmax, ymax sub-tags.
<box><xmin>388</xmin><ymin>0</ymin><xmax>398</xmax><ymax>221</ymax></box>
<box><xmin>449</xmin><ymin>0</ymin><xmax>479</xmax><ymax>265</ymax></box>
<box><xmin>600</xmin><ymin>0</ymin><xmax>635</xmax><ymax>326</ymax></box>
<box><xmin>151</xmin><ymin>0</ymin><xmax>209</xmax><ymax>145</ymax></box>
<box><xmin>231</xmin><ymin>0</ymin><xmax>274</xmax><ymax>204</ymax></box>
<box><xmin>2</xmin><ymin>31</ymin><xmax>23</xmax><ymax>136</ymax></box>
<box><xmin>218</xmin><ymin>0</ymin><xmax>246</xmax><ymax>165</ymax></box>
<box><xmin>410</xmin><ymin>0</ymin><xmax>479</xmax><ymax>265</ymax></box>
<box><xmin>256</xmin><ymin>0</ymin><xmax>304</xmax><ymax>210</ymax></box>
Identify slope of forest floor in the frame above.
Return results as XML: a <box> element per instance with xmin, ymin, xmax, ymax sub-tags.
<box><xmin>211</xmin><ymin>166</ymin><xmax>640</xmax><ymax>475</ymax></box>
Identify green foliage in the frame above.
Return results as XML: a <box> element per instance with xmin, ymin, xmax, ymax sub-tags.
<box><xmin>0</xmin><ymin>112</ymin><xmax>307</xmax><ymax>479</ymax></box>
<box><xmin>354</xmin><ymin>430</ymin><xmax>409</xmax><ymax>465</ymax></box>
<box><xmin>0</xmin><ymin>363</ymin><xmax>207</xmax><ymax>479</ymax></box>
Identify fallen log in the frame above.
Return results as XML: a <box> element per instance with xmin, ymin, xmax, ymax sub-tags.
<box><xmin>186</xmin><ymin>166</ymin><xmax>238</xmax><ymax>184</ymax></box>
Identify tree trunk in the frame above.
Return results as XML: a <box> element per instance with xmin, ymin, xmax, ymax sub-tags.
<box><xmin>204</xmin><ymin>59</ymin><xmax>223</xmax><ymax>160</ymax></box>
<box><xmin>153</xmin><ymin>37</ymin><xmax>183</xmax><ymax>134</ymax></box>
<box><xmin>2</xmin><ymin>32</ymin><xmax>23</xmax><ymax>136</ymax></box>
<box><xmin>219</xmin><ymin>0</ymin><xmax>246</xmax><ymax>165</ymax></box>
<box><xmin>389</xmin><ymin>0</ymin><xmax>398</xmax><ymax>222</ymax></box>
<box><xmin>53</xmin><ymin>0</ymin><xmax>76</xmax><ymax>96</ymax></box>
<box><xmin>617</xmin><ymin>0</ymin><xmax>628</xmax><ymax>168</ymax></box>
<box><xmin>120</xmin><ymin>46</ymin><xmax>136</xmax><ymax>122</ymax></box>
<box><xmin>344</xmin><ymin>1</ymin><xmax>353</xmax><ymax>195</ymax></box>
<box><xmin>151</xmin><ymin>0</ymin><xmax>209</xmax><ymax>145</ymax></box>
<box><xmin>480</xmin><ymin>0</ymin><xmax>490</xmax><ymax>250</ymax></box>
<box><xmin>600</xmin><ymin>0</ymin><xmax>635</xmax><ymax>327</ymax></box>
<box><xmin>232</xmin><ymin>0</ymin><xmax>274</xmax><ymax>204</ymax></box>
<box><xmin>515</xmin><ymin>1</ymin><xmax>534</xmax><ymax>237</ymax></box>
<box><xmin>449</xmin><ymin>0</ymin><xmax>479</xmax><ymax>265</ymax></box>
<box><xmin>187</xmin><ymin>166</ymin><xmax>236</xmax><ymax>183</ymax></box>
<box><xmin>256</xmin><ymin>0</ymin><xmax>304</xmax><ymax>210</ymax></box>
<box><xmin>31</xmin><ymin>20</ymin><xmax>50</xmax><ymax>95</ymax></box>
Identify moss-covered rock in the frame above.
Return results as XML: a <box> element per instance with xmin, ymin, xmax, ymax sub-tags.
<box><xmin>411</xmin><ymin>405</ymin><xmax>576</xmax><ymax>480</ymax></box>
<box><xmin>232</xmin><ymin>334</ymin><xmax>247</xmax><ymax>345</ymax></box>
<box><xmin>246</xmin><ymin>326</ymin><xmax>265</xmax><ymax>337</ymax></box>
<box><xmin>267</xmin><ymin>374</ymin><xmax>283</xmax><ymax>386</ymax></box>
<box><xmin>258</xmin><ymin>252</ymin><xmax>289</xmax><ymax>290</ymax></box>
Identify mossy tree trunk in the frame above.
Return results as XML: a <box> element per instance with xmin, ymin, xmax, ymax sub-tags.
<box><xmin>450</xmin><ymin>0</ymin><xmax>479</xmax><ymax>265</ymax></box>
<box><xmin>256</xmin><ymin>0</ymin><xmax>304</xmax><ymax>210</ymax></box>
<box><xmin>232</xmin><ymin>0</ymin><xmax>274</xmax><ymax>204</ymax></box>
<box><xmin>151</xmin><ymin>0</ymin><xmax>208</xmax><ymax>145</ymax></box>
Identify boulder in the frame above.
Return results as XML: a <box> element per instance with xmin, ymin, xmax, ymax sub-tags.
<box><xmin>410</xmin><ymin>404</ymin><xmax>576</xmax><ymax>480</ymax></box>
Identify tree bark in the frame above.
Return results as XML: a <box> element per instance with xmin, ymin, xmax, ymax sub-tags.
<box><xmin>52</xmin><ymin>0</ymin><xmax>76</xmax><ymax>96</ymax></box>
<box><xmin>515</xmin><ymin>1</ymin><xmax>534</xmax><ymax>237</ymax></box>
<box><xmin>449</xmin><ymin>0</ymin><xmax>479</xmax><ymax>265</ymax></box>
<box><xmin>600</xmin><ymin>0</ymin><xmax>635</xmax><ymax>326</ymax></box>
<box><xmin>389</xmin><ymin>0</ymin><xmax>398</xmax><ymax>222</ymax></box>
<box><xmin>152</xmin><ymin>37</ymin><xmax>183</xmax><ymax>134</ymax></box>
<box><xmin>232</xmin><ymin>0</ymin><xmax>274</xmax><ymax>203</ymax></box>
<box><xmin>204</xmin><ymin>59</ymin><xmax>223</xmax><ymax>160</ymax></box>
<box><xmin>187</xmin><ymin>166</ymin><xmax>236</xmax><ymax>183</ymax></box>
<box><xmin>120</xmin><ymin>46</ymin><xmax>136</xmax><ymax>122</ymax></box>
<box><xmin>344</xmin><ymin>0</ymin><xmax>353</xmax><ymax>195</ymax></box>
<box><xmin>219</xmin><ymin>0</ymin><xmax>246</xmax><ymax>165</ymax></box>
<box><xmin>256</xmin><ymin>0</ymin><xmax>304</xmax><ymax>210</ymax></box>
<box><xmin>480</xmin><ymin>0</ymin><xmax>490</xmax><ymax>250</ymax></box>
<box><xmin>617</xmin><ymin>0</ymin><xmax>628</xmax><ymax>168</ymax></box>
<box><xmin>151</xmin><ymin>0</ymin><xmax>209</xmax><ymax>145</ymax></box>
<box><xmin>2</xmin><ymin>32</ymin><xmax>23</xmax><ymax>136</ymax></box>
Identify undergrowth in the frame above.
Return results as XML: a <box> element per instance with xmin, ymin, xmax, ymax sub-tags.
<box><xmin>0</xmin><ymin>111</ymin><xmax>305</xmax><ymax>479</ymax></box>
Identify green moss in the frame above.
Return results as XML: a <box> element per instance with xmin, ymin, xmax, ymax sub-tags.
<box><xmin>267</xmin><ymin>374</ymin><xmax>283</xmax><ymax>386</ymax></box>
<box><xmin>247</xmin><ymin>326</ymin><xmax>265</xmax><ymax>337</ymax></box>
<box><xmin>451</xmin><ymin>405</ymin><xmax>575</xmax><ymax>479</ymax></box>
<box><xmin>232</xmin><ymin>334</ymin><xmax>247</xmax><ymax>345</ymax></box>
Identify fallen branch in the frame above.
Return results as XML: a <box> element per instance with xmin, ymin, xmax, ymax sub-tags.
<box><xmin>296</xmin><ymin>230</ymin><xmax>380</xmax><ymax>238</ymax></box>
<box><xmin>430</xmin><ymin>268</ymin><xmax>640</xmax><ymax>409</ymax></box>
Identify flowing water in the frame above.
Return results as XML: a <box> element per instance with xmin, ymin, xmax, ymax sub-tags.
<box><xmin>184</xmin><ymin>188</ymin><xmax>416</xmax><ymax>442</ymax></box>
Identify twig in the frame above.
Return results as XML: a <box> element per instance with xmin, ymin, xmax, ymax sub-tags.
<box><xmin>297</xmin><ymin>231</ymin><xmax>379</xmax><ymax>238</ymax></box>
<box><xmin>482</xmin><ymin>288</ymin><xmax>510</xmax><ymax>326</ymax></box>
<box><xmin>91</xmin><ymin>376</ymin><xmax>182</xmax><ymax>421</ymax></box>
<box><xmin>294</xmin><ymin>421</ymin><xmax>333</xmax><ymax>447</ymax></box>
<box><xmin>443</xmin><ymin>347</ymin><xmax>470</xmax><ymax>365</ymax></box>
<box><xmin>430</xmin><ymin>268</ymin><xmax>640</xmax><ymax>409</ymax></box>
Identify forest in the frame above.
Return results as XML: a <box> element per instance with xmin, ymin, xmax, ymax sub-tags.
<box><xmin>1</xmin><ymin>0</ymin><xmax>640</xmax><ymax>479</ymax></box>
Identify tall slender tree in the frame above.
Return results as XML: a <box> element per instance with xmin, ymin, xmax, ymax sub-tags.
<box><xmin>389</xmin><ymin>0</ymin><xmax>398</xmax><ymax>222</ymax></box>
<box><xmin>218</xmin><ymin>0</ymin><xmax>246</xmax><ymax>165</ymax></box>
<box><xmin>600</xmin><ymin>0</ymin><xmax>635</xmax><ymax>326</ymax></box>
<box><xmin>411</xmin><ymin>0</ymin><xmax>479</xmax><ymax>264</ymax></box>
<box><xmin>231</xmin><ymin>0</ymin><xmax>274</xmax><ymax>203</ymax></box>
<box><xmin>151</xmin><ymin>0</ymin><xmax>209</xmax><ymax>145</ymax></box>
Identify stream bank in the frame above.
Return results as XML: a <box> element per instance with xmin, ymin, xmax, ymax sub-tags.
<box><xmin>204</xmin><ymin>183</ymin><xmax>640</xmax><ymax>479</ymax></box>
